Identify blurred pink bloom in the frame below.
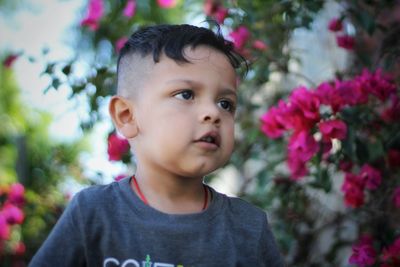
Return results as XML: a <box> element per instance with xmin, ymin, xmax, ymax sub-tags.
<box><xmin>381</xmin><ymin>95</ymin><xmax>400</xmax><ymax>123</ymax></box>
<box><xmin>288</xmin><ymin>86</ymin><xmax>321</xmax><ymax>131</ymax></box>
<box><xmin>7</xmin><ymin>183</ymin><xmax>25</xmax><ymax>206</ymax></box>
<box><xmin>260</xmin><ymin>101</ymin><xmax>288</xmax><ymax>139</ymax></box>
<box><xmin>360</xmin><ymin>164</ymin><xmax>382</xmax><ymax>190</ymax></box>
<box><xmin>382</xmin><ymin>237</ymin><xmax>400</xmax><ymax>263</ymax></box>
<box><xmin>349</xmin><ymin>235</ymin><xmax>377</xmax><ymax>267</ymax></box>
<box><xmin>288</xmin><ymin>131</ymin><xmax>318</xmax><ymax>162</ymax></box>
<box><xmin>328</xmin><ymin>18</ymin><xmax>343</xmax><ymax>32</ymax></box>
<box><xmin>114</xmin><ymin>174</ymin><xmax>127</xmax><ymax>182</ymax></box>
<box><xmin>253</xmin><ymin>40</ymin><xmax>268</xmax><ymax>51</ymax></box>
<box><xmin>335</xmin><ymin>79</ymin><xmax>368</xmax><ymax>106</ymax></box>
<box><xmin>339</xmin><ymin>160</ymin><xmax>353</xmax><ymax>172</ymax></box>
<box><xmin>157</xmin><ymin>0</ymin><xmax>177</xmax><ymax>8</ymax></box>
<box><xmin>341</xmin><ymin>172</ymin><xmax>365</xmax><ymax>208</ymax></box>
<box><xmin>388</xmin><ymin>149</ymin><xmax>400</xmax><ymax>169</ymax></box>
<box><xmin>393</xmin><ymin>187</ymin><xmax>400</xmax><ymax>208</ymax></box>
<box><xmin>3</xmin><ymin>54</ymin><xmax>19</xmax><ymax>68</ymax></box>
<box><xmin>287</xmin><ymin>154</ymin><xmax>308</xmax><ymax>180</ymax></box>
<box><xmin>319</xmin><ymin>119</ymin><xmax>347</xmax><ymax>141</ymax></box>
<box><xmin>0</xmin><ymin>213</ymin><xmax>10</xmax><ymax>240</ymax></box>
<box><xmin>12</xmin><ymin>242</ymin><xmax>26</xmax><ymax>256</ymax></box>
<box><xmin>2</xmin><ymin>203</ymin><xmax>24</xmax><ymax>225</ymax></box>
<box><xmin>203</xmin><ymin>0</ymin><xmax>228</xmax><ymax>24</ymax></box>
<box><xmin>229</xmin><ymin>26</ymin><xmax>250</xmax><ymax>51</ymax></box>
<box><xmin>80</xmin><ymin>0</ymin><xmax>104</xmax><ymax>31</ymax></box>
<box><xmin>357</xmin><ymin>69</ymin><xmax>396</xmax><ymax>102</ymax></box>
<box><xmin>115</xmin><ymin>37</ymin><xmax>128</xmax><ymax>53</ymax></box>
<box><xmin>107</xmin><ymin>133</ymin><xmax>130</xmax><ymax>161</ymax></box>
<box><xmin>336</xmin><ymin>34</ymin><xmax>355</xmax><ymax>50</ymax></box>
<box><xmin>123</xmin><ymin>0</ymin><xmax>136</xmax><ymax>18</ymax></box>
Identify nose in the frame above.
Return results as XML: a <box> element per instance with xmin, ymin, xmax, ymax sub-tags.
<box><xmin>200</xmin><ymin>104</ymin><xmax>221</xmax><ymax>125</ymax></box>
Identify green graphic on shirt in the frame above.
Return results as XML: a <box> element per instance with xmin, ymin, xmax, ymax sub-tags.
<box><xmin>145</xmin><ymin>254</ymin><xmax>151</xmax><ymax>267</ymax></box>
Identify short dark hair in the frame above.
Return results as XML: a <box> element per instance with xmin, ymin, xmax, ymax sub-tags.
<box><xmin>117</xmin><ymin>24</ymin><xmax>246</xmax><ymax>73</ymax></box>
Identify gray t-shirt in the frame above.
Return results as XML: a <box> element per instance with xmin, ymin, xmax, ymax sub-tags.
<box><xmin>29</xmin><ymin>177</ymin><xmax>283</xmax><ymax>267</ymax></box>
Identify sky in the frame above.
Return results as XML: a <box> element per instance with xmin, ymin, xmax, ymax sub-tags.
<box><xmin>0</xmin><ymin>0</ymin><xmax>124</xmax><ymax>186</ymax></box>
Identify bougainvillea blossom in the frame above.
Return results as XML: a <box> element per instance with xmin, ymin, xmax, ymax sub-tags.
<box><xmin>388</xmin><ymin>149</ymin><xmax>400</xmax><ymax>169</ymax></box>
<box><xmin>107</xmin><ymin>133</ymin><xmax>130</xmax><ymax>161</ymax></box>
<box><xmin>203</xmin><ymin>0</ymin><xmax>228</xmax><ymax>24</ymax></box>
<box><xmin>319</xmin><ymin>119</ymin><xmax>347</xmax><ymax>141</ymax></box>
<box><xmin>229</xmin><ymin>26</ymin><xmax>250</xmax><ymax>51</ymax></box>
<box><xmin>381</xmin><ymin>237</ymin><xmax>400</xmax><ymax>264</ymax></box>
<box><xmin>80</xmin><ymin>0</ymin><xmax>104</xmax><ymax>30</ymax></box>
<box><xmin>253</xmin><ymin>40</ymin><xmax>268</xmax><ymax>51</ymax></box>
<box><xmin>2</xmin><ymin>203</ymin><xmax>24</xmax><ymax>225</ymax></box>
<box><xmin>357</xmin><ymin>69</ymin><xmax>396</xmax><ymax>102</ymax></box>
<box><xmin>2</xmin><ymin>54</ymin><xmax>19</xmax><ymax>68</ymax></box>
<box><xmin>336</xmin><ymin>34</ymin><xmax>355</xmax><ymax>50</ymax></box>
<box><xmin>0</xmin><ymin>213</ymin><xmax>10</xmax><ymax>240</ymax></box>
<box><xmin>360</xmin><ymin>164</ymin><xmax>382</xmax><ymax>190</ymax></box>
<box><xmin>349</xmin><ymin>235</ymin><xmax>377</xmax><ymax>267</ymax></box>
<box><xmin>341</xmin><ymin>173</ymin><xmax>365</xmax><ymax>208</ymax></box>
<box><xmin>328</xmin><ymin>18</ymin><xmax>343</xmax><ymax>32</ymax></box>
<box><xmin>7</xmin><ymin>183</ymin><xmax>25</xmax><ymax>206</ymax></box>
<box><xmin>157</xmin><ymin>0</ymin><xmax>177</xmax><ymax>8</ymax></box>
<box><xmin>123</xmin><ymin>0</ymin><xmax>136</xmax><ymax>18</ymax></box>
<box><xmin>260</xmin><ymin>101</ymin><xmax>288</xmax><ymax>139</ymax></box>
<box><xmin>115</xmin><ymin>37</ymin><xmax>128</xmax><ymax>53</ymax></box>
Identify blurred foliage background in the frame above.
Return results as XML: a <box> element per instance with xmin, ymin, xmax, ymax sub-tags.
<box><xmin>1</xmin><ymin>0</ymin><xmax>399</xmax><ymax>266</ymax></box>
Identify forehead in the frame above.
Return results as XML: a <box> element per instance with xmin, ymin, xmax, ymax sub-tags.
<box><xmin>150</xmin><ymin>45</ymin><xmax>237</xmax><ymax>87</ymax></box>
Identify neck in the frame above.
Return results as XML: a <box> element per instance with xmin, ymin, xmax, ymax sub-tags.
<box><xmin>132</xmin><ymin>167</ymin><xmax>208</xmax><ymax>214</ymax></box>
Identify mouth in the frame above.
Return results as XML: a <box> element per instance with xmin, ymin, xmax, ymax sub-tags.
<box><xmin>195</xmin><ymin>131</ymin><xmax>221</xmax><ymax>147</ymax></box>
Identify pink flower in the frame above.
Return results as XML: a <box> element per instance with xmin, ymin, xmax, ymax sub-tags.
<box><xmin>287</xmin><ymin>155</ymin><xmax>308</xmax><ymax>180</ymax></box>
<box><xmin>157</xmin><ymin>0</ymin><xmax>177</xmax><ymax>8</ymax></box>
<box><xmin>0</xmin><ymin>213</ymin><xmax>10</xmax><ymax>240</ymax></box>
<box><xmin>3</xmin><ymin>54</ymin><xmax>19</xmax><ymax>68</ymax></box>
<box><xmin>319</xmin><ymin>119</ymin><xmax>347</xmax><ymax>141</ymax></box>
<box><xmin>7</xmin><ymin>183</ymin><xmax>25</xmax><ymax>206</ymax></box>
<box><xmin>80</xmin><ymin>0</ymin><xmax>104</xmax><ymax>31</ymax></box>
<box><xmin>341</xmin><ymin>172</ymin><xmax>365</xmax><ymax>208</ymax></box>
<box><xmin>357</xmin><ymin>69</ymin><xmax>396</xmax><ymax>102</ymax></box>
<box><xmin>260</xmin><ymin>101</ymin><xmax>288</xmax><ymax>139</ymax></box>
<box><xmin>114</xmin><ymin>174</ymin><xmax>127</xmax><ymax>182</ymax></box>
<box><xmin>381</xmin><ymin>237</ymin><xmax>400</xmax><ymax>264</ymax></box>
<box><xmin>107</xmin><ymin>133</ymin><xmax>130</xmax><ymax>161</ymax></box>
<box><xmin>336</xmin><ymin>34</ymin><xmax>355</xmax><ymax>50</ymax></box>
<box><xmin>115</xmin><ymin>37</ymin><xmax>128</xmax><ymax>53</ymax></box>
<box><xmin>2</xmin><ymin>203</ymin><xmax>24</xmax><ymax>225</ymax></box>
<box><xmin>288</xmin><ymin>131</ymin><xmax>319</xmax><ymax>162</ymax></box>
<box><xmin>360</xmin><ymin>164</ymin><xmax>382</xmax><ymax>190</ymax></box>
<box><xmin>328</xmin><ymin>18</ymin><xmax>343</xmax><ymax>32</ymax></box>
<box><xmin>349</xmin><ymin>235</ymin><xmax>377</xmax><ymax>267</ymax></box>
<box><xmin>203</xmin><ymin>0</ymin><xmax>228</xmax><ymax>24</ymax></box>
<box><xmin>335</xmin><ymin>79</ymin><xmax>368</xmax><ymax>106</ymax></box>
<box><xmin>381</xmin><ymin>95</ymin><xmax>400</xmax><ymax>123</ymax></box>
<box><xmin>393</xmin><ymin>187</ymin><xmax>400</xmax><ymax>208</ymax></box>
<box><xmin>388</xmin><ymin>149</ymin><xmax>400</xmax><ymax>169</ymax></box>
<box><xmin>12</xmin><ymin>241</ymin><xmax>26</xmax><ymax>256</ymax></box>
<box><xmin>123</xmin><ymin>0</ymin><xmax>136</xmax><ymax>18</ymax></box>
<box><xmin>339</xmin><ymin>160</ymin><xmax>353</xmax><ymax>172</ymax></box>
<box><xmin>252</xmin><ymin>40</ymin><xmax>268</xmax><ymax>51</ymax></box>
<box><xmin>229</xmin><ymin>26</ymin><xmax>250</xmax><ymax>51</ymax></box>
<box><xmin>287</xmin><ymin>86</ymin><xmax>321</xmax><ymax>131</ymax></box>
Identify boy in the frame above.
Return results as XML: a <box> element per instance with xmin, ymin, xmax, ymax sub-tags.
<box><xmin>29</xmin><ymin>24</ymin><xmax>283</xmax><ymax>267</ymax></box>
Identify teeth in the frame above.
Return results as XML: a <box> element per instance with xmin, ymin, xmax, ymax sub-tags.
<box><xmin>202</xmin><ymin>136</ymin><xmax>215</xmax><ymax>143</ymax></box>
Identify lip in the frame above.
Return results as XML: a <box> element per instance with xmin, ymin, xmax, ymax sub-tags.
<box><xmin>194</xmin><ymin>131</ymin><xmax>221</xmax><ymax>149</ymax></box>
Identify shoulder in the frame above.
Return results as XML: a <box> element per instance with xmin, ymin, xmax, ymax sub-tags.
<box><xmin>211</xmin><ymin>188</ymin><xmax>268</xmax><ymax>225</ymax></box>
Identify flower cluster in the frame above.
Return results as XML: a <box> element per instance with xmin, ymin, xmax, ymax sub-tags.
<box><xmin>107</xmin><ymin>132</ymin><xmax>130</xmax><ymax>161</ymax></box>
<box><xmin>0</xmin><ymin>183</ymin><xmax>26</xmax><ymax>255</ymax></box>
<box><xmin>349</xmin><ymin>235</ymin><xmax>400</xmax><ymax>267</ymax></box>
<box><xmin>328</xmin><ymin>17</ymin><xmax>355</xmax><ymax>50</ymax></box>
<box><xmin>260</xmin><ymin>69</ymin><xmax>399</xmax><ymax>199</ymax></box>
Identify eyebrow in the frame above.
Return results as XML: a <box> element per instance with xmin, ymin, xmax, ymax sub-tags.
<box><xmin>166</xmin><ymin>79</ymin><xmax>237</xmax><ymax>99</ymax></box>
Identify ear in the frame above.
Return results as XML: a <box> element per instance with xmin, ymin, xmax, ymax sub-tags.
<box><xmin>109</xmin><ymin>96</ymin><xmax>138</xmax><ymax>139</ymax></box>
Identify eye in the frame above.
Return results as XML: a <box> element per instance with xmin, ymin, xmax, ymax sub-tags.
<box><xmin>218</xmin><ymin>99</ymin><xmax>236</xmax><ymax>113</ymax></box>
<box><xmin>174</xmin><ymin>90</ymin><xmax>194</xmax><ymax>100</ymax></box>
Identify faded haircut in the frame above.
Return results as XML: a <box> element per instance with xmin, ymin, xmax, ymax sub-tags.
<box><xmin>116</xmin><ymin>23</ymin><xmax>246</xmax><ymax>97</ymax></box>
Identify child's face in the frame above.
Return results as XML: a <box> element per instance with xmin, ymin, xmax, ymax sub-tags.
<box><xmin>131</xmin><ymin>45</ymin><xmax>237</xmax><ymax>179</ymax></box>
